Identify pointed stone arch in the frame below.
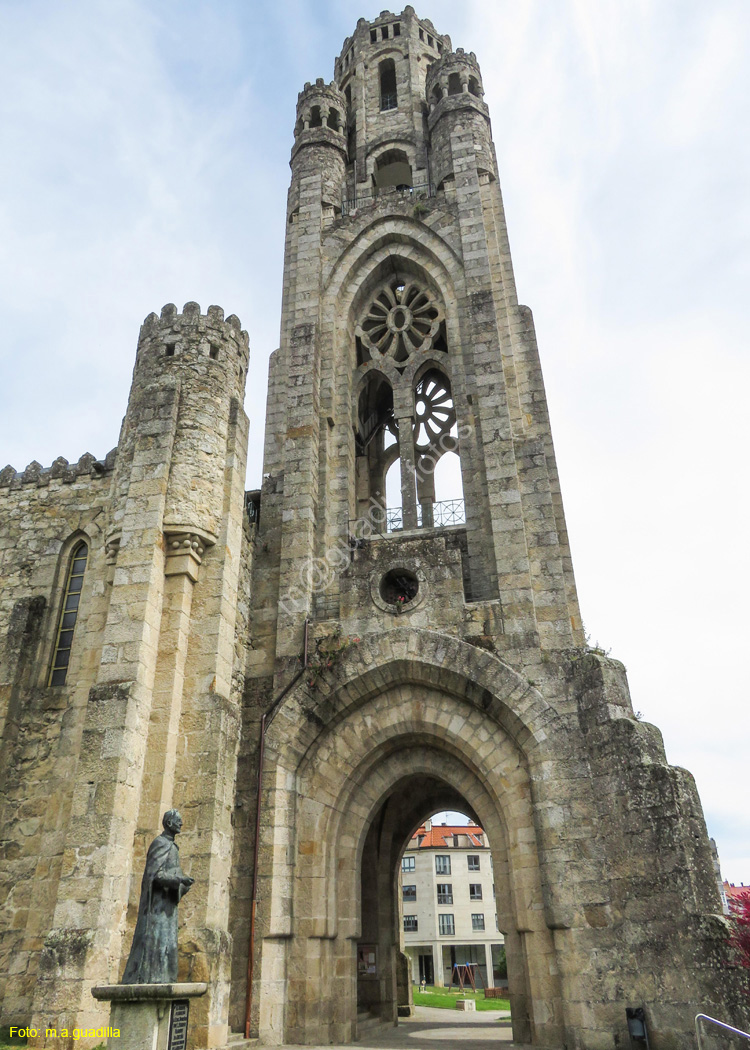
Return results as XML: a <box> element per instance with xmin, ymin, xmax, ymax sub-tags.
<box><xmin>252</xmin><ymin>630</ymin><xmax>567</xmax><ymax>1045</ymax></box>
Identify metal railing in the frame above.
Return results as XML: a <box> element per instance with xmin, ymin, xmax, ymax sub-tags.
<box><xmin>342</xmin><ymin>182</ymin><xmax>434</xmax><ymax>216</ymax></box>
<box><xmin>696</xmin><ymin>1014</ymin><xmax>750</xmax><ymax>1049</ymax></box>
<box><xmin>348</xmin><ymin>498</ymin><xmax>465</xmax><ymax>538</ymax></box>
<box><xmin>423</xmin><ymin>498</ymin><xmax>466</xmax><ymax>528</ymax></box>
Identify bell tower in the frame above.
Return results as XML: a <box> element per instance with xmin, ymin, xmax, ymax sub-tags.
<box><xmin>255</xmin><ymin>4</ymin><xmax>583</xmax><ymax>659</ymax></box>
<box><xmin>233</xmin><ymin>8</ymin><xmax>742</xmax><ymax>1048</ymax></box>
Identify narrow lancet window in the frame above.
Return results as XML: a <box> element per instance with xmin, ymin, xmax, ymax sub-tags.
<box><xmin>379</xmin><ymin>59</ymin><xmax>397</xmax><ymax>111</ymax></box>
<box><xmin>49</xmin><ymin>541</ymin><xmax>88</xmax><ymax>686</ymax></box>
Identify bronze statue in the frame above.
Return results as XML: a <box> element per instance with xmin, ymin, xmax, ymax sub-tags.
<box><xmin>122</xmin><ymin>809</ymin><xmax>194</xmax><ymax>984</ymax></box>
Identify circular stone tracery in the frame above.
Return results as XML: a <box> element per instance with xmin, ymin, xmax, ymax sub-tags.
<box><xmin>356</xmin><ymin>278</ymin><xmax>444</xmax><ymax>363</ymax></box>
<box><xmin>414</xmin><ymin>369</ymin><xmax>456</xmax><ymax>453</ymax></box>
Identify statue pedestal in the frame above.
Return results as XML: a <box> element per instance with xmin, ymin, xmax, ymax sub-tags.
<box><xmin>92</xmin><ymin>982</ymin><xmax>208</xmax><ymax>1050</ymax></box>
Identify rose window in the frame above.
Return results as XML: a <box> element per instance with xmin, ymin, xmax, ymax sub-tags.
<box><xmin>356</xmin><ymin>278</ymin><xmax>444</xmax><ymax>363</ymax></box>
<box><xmin>414</xmin><ymin>370</ymin><xmax>456</xmax><ymax>452</ymax></box>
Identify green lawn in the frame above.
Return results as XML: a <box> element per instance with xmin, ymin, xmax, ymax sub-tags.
<box><xmin>0</xmin><ymin>1029</ymin><xmax>26</xmax><ymax>1048</ymax></box>
<box><xmin>413</xmin><ymin>985</ymin><xmax>510</xmax><ymax>1012</ymax></box>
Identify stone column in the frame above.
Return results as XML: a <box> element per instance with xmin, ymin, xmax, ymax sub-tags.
<box><xmin>484</xmin><ymin>941</ymin><xmax>494</xmax><ymax>988</ymax></box>
<box><xmin>396</xmin><ymin>414</ymin><xmax>418</xmax><ymax>530</ymax></box>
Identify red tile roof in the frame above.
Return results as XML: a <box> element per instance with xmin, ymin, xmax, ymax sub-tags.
<box><xmin>724</xmin><ymin>881</ymin><xmax>750</xmax><ymax>902</ymax></box>
<box><xmin>408</xmin><ymin>823</ymin><xmax>486</xmax><ymax>849</ymax></box>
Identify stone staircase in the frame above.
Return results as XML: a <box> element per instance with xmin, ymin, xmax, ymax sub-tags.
<box><xmin>356</xmin><ymin>1008</ymin><xmax>389</xmax><ymax>1035</ymax></box>
<box><xmin>223</xmin><ymin>1033</ymin><xmax>258</xmax><ymax>1049</ymax></box>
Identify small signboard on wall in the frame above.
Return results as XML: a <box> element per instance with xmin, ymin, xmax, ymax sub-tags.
<box><xmin>168</xmin><ymin>999</ymin><xmax>190</xmax><ymax>1050</ymax></box>
<box><xmin>357</xmin><ymin>944</ymin><xmax>378</xmax><ymax>977</ymax></box>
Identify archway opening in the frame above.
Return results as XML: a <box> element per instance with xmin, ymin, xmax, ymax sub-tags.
<box><xmin>356</xmin><ymin>775</ymin><xmax>510</xmax><ymax>1034</ymax></box>
<box><xmin>399</xmin><ymin>810</ymin><xmax>507</xmax><ymax>997</ymax></box>
<box><xmin>373</xmin><ymin>148</ymin><xmax>412</xmax><ymax>193</ymax></box>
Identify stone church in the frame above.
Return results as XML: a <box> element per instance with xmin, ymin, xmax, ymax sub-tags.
<box><xmin>0</xmin><ymin>8</ymin><xmax>745</xmax><ymax>1049</ymax></box>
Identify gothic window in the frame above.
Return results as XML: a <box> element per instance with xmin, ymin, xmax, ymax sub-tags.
<box><xmin>49</xmin><ymin>541</ymin><xmax>88</xmax><ymax>686</ymax></box>
<box><xmin>356</xmin><ymin>278</ymin><xmax>443</xmax><ymax>364</ymax></box>
<box><xmin>379</xmin><ymin>58</ymin><xmax>397</xmax><ymax>111</ymax></box>
<box><xmin>448</xmin><ymin>72</ymin><xmax>461</xmax><ymax>95</ymax></box>
<box><xmin>310</xmin><ymin>106</ymin><xmax>322</xmax><ymax>128</ymax></box>
<box><xmin>353</xmin><ymin>276</ymin><xmax>461</xmax><ymax>533</ymax></box>
<box><xmin>468</xmin><ymin>76</ymin><xmax>481</xmax><ymax>97</ymax></box>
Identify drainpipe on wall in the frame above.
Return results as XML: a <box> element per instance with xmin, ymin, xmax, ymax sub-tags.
<box><xmin>244</xmin><ymin>619</ymin><xmax>310</xmax><ymax>1040</ymax></box>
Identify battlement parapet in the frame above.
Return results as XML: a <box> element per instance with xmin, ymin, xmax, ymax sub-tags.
<box><xmin>0</xmin><ymin>449</ymin><xmax>117</xmax><ymax>492</ymax></box>
<box><xmin>335</xmin><ymin>8</ymin><xmax>451</xmax><ymax>79</ymax></box>
<box><xmin>294</xmin><ymin>81</ymin><xmax>347</xmax><ymax>142</ymax></box>
<box><xmin>133</xmin><ymin>301</ymin><xmax>249</xmax><ymax>402</ymax></box>
<box><xmin>139</xmin><ymin>301</ymin><xmax>248</xmax><ymax>358</ymax></box>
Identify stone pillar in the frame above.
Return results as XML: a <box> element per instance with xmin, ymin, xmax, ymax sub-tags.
<box><xmin>396</xmin><ymin>414</ymin><xmax>418</xmax><ymax>530</ymax></box>
<box><xmin>484</xmin><ymin>942</ymin><xmax>494</xmax><ymax>988</ymax></box>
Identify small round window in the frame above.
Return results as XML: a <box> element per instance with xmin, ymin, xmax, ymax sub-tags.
<box><xmin>380</xmin><ymin>568</ymin><xmax>419</xmax><ymax>607</ymax></box>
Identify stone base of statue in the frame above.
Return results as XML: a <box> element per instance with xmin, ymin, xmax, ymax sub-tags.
<box><xmin>92</xmin><ymin>982</ymin><xmax>207</xmax><ymax>1050</ymax></box>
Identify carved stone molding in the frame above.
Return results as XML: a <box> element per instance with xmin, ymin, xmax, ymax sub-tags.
<box><xmin>104</xmin><ymin>531</ymin><xmax>122</xmax><ymax>565</ymax></box>
<box><xmin>163</xmin><ymin>527</ymin><xmax>216</xmax><ymax>582</ymax></box>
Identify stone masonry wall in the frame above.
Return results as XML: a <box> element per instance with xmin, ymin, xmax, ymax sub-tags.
<box><xmin>0</xmin><ymin>456</ymin><xmax>114</xmax><ymax>1025</ymax></box>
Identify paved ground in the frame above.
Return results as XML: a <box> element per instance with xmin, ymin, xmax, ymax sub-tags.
<box><xmin>356</xmin><ymin>1006</ymin><xmax>515</xmax><ymax>1047</ymax></box>
<box><xmin>229</xmin><ymin>1005</ymin><xmax>523</xmax><ymax>1049</ymax></box>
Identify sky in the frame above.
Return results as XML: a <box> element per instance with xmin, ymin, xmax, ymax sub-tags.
<box><xmin>0</xmin><ymin>1</ymin><xmax>748</xmax><ymax>884</ymax></box>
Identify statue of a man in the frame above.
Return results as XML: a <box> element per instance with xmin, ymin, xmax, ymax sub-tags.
<box><xmin>122</xmin><ymin>809</ymin><xmax>194</xmax><ymax>984</ymax></box>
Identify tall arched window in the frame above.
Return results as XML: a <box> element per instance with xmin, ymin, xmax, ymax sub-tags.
<box><xmin>379</xmin><ymin>59</ymin><xmax>397</xmax><ymax>110</ymax></box>
<box><xmin>48</xmin><ymin>541</ymin><xmax>88</xmax><ymax>686</ymax></box>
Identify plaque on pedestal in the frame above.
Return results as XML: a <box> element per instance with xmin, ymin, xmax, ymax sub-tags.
<box><xmin>92</xmin><ymin>982</ymin><xmax>207</xmax><ymax>1050</ymax></box>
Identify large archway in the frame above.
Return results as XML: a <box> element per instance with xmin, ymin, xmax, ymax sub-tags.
<box><xmin>251</xmin><ymin>635</ymin><xmax>566</xmax><ymax>1047</ymax></box>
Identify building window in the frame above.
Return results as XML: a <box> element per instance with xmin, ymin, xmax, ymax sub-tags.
<box><xmin>495</xmin><ymin>914</ymin><xmax>499</xmax><ymax>931</ymax></box>
<box><xmin>379</xmin><ymin>58</ymin><xmax>397</xmax><ymax>111</ymax></box>
<box><xmin>467</xmin><ymin>855</ymin><xmax>480</xmax><ymax>871</ymax></box>
<box><xmin>49</xmin><ymin>541</ymin><xmax>88</xmax><ymax>686</ymax></box>
<box><xmin>469</xmin><ymin>884</ymin><xmax>483</xmax><ymax>901</ymax></box>
<box><xmin>435</xmin><ymin>855</ymin><xmax>451</xmax><ymax>875</ymax></box>
<box><xmin>437</xmin><ymin>884</ymin><xmax>453</xmax><ymax>905</ymax></box>
<box><xmin>402</xmin><ymin>855</ymin><xmax>415</xmax><ymax>872</ymax></box>
<box><xmin>438</xmin><ymin>914</ymin><xmax>455</xmax><ymax>936</ymax></box>
<box><xmin>404</xmin><ymin>915</ymin><xmax>418</xmax><ymax>932</ymax></box>
<box><xmin>472</xmin><ymin>913</ymin><xmax>485</xmax><ymax>931</ymax></box>
<box><xmin>403</xmin><ymin>884</ymin><xmax>417</xmax><ymax>901</ymax></box>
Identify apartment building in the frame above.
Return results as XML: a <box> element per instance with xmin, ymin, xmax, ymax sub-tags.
<box><xmin>399</xmin><ymin>819</ymin><xmax>505</xmax><ymax>988</ymax></box>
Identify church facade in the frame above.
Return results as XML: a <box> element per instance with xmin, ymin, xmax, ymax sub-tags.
<box><xmin>0</xmin><ymin>9</ymin><xmax>744</xmax><ymax>1049</ymax></box>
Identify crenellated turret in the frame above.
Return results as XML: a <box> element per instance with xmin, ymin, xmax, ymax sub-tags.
<box><xmin>112</xmin><ymin>301</ymin><xmax>249</xmax><ymax>543</ymax></box>
<box><xmin>425</xmin><ymin>48</ymin><xmax>496</xmax><ymax>192</ymax></box>
<box><xmin>289</xmin><ymin>79</ymin><xmax>348</xmax><ymax>218</ymax></box>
